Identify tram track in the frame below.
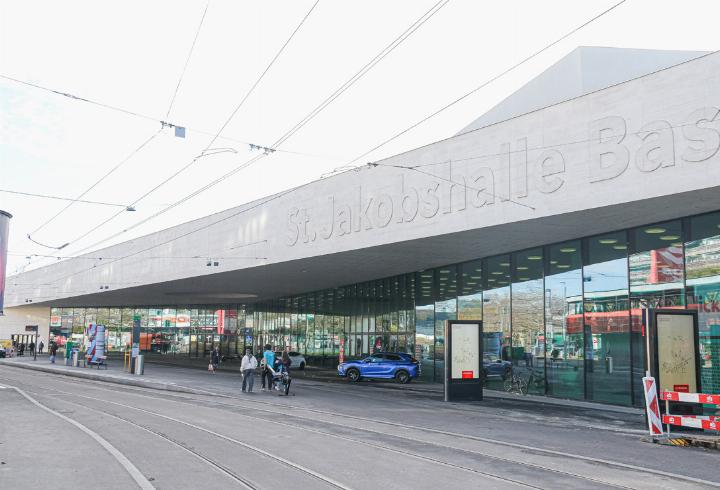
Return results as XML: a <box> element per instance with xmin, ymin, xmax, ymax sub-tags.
<box><xmin>33</xmin><ymin>391</ymin><xmax>260</xmax><ymax>489</ymax></box>
<box><xmin>31</xmin><ymin>384</ymin><xmax>541</xmax><ymax>489</ymax></box>
<box><xmin>3</xmin><ymin>369</ymin><xmax>718</xmax><ymax>489</ymax></box>
<box><xmin>2</xmin><ymin>380</ymin><xmax>353</xmax><ymax>490</ymax></box>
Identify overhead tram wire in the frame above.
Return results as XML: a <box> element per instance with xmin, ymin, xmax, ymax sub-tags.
<box><xmin>46</xmin><ymin>0</ymin><xmax>321</xmax><ymax>258</ymax></box>
<box><xmin>24</xmin><ymin>0</ymin><xmax>450</xmax><ymax>281</ymax></box>
<box><xmin>64</xmin><ymin>0</ymin><xmax>449</xmax><ymax>256</ymax></box>
<box><xmin>27</xmin><ymin>128</ymin><xmax>164</xmax><ymax>242</ymax></box>
<box><xmin>344</xmin><ymin>0</ymin><xmax>628</xmax><ymax>168</ymax></box>
<box><xmin>165</xmin><ymin>1</ymin><xmax>210</xmax><ymax>119</ymax></box>
<box><xmin>272</xmin><ymin>0</ymin><xmax>449</xmax><ymax>149</ymax></box>
<box><xmin>0</xmin><ymin>74</ymin><xmax>316</xmax><ymax>159</ymax></box>
<box><xmin>20</xmin><ymin>0</ymin><xmax>211</xmax><ymax>259</ymax></box>
<box><xmin>44</xmin><ymin>171</ymin><xmax>349</xmax><ymax>287</ymax></box>
<box><xmin>0</xmin><ymin>189</ymin><xmax>131</xmax><ymax>207</ymax></box>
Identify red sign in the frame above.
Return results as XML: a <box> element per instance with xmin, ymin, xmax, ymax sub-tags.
<box><xmin>461</xmin><ymin>370</ymin><xmax>473</xmax><ymax>379</ymax></box>
<box><xmin>674</xmin><ymin>384</ymin><xmax>690</xmax><ymax>393</ymax></box>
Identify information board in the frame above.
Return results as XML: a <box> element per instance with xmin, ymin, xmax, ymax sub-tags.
<box><xmin>656</xmin><ymin>313</ymin><xmax>697</xmax><ymax>393</ymax></box>
<box><xmin>451</xmin><ymin>323</ymin><xmax>480</xmax><ymax>379</ymax></box>
<box><xmin>445</xmin><ymin>320</ymin><xmax>483</xmax><ymax>402</ymax></box>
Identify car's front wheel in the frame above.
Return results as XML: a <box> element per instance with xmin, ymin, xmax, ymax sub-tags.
<box><xmin>299</xmin><ymin>361</ymin><xmax>305</xmax><ymax>370</ymax></box>
<box><xmin>347</xmin><ymin>368</ymin><xmax>361</xmax><ymax>382</ymax></box>
<box><xmin>395</xmin><ymin>370</ymin><xmax>410</xmax><ymax>384</ymax></box>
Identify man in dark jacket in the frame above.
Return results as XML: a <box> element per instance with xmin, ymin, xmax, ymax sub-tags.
<box><xmin>210</xmin><ymin>347</ymin><xmax>221</xmax><ymax>374</ymax></box>
<box><xmin>49</xmin><ymin>342</ymin><xmax>59</xmax><ymax>364</ymax></box>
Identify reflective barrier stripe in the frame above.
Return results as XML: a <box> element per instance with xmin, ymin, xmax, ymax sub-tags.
<box><xmin>661</xmin><ymin>391</ymin><xmax>720</xmax><ymax>405</ymax></box>
<box><xmin>662</xmin><ymin>415</ymin><xmax>720</xmax><ymax>431</ymax></box>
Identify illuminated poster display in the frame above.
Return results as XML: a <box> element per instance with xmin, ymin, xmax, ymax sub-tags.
<box><xmin>656</xmin><ymin>313</ymin><xmax>697</xmax><ymax>393</ymax></box>
<box><xmin>451</xmin><ymin>322</ymin><xmax>480</xmax><ymax>379</ymax></box>
<box><xmin>0</xmin><ymin>211</ymin><xmax>11</xmax><ymax>316</ymax></box>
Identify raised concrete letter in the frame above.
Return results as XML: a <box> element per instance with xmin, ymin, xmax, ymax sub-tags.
<box><xmin>286</xmin><ymin>207</ymin><xmax>300</xmax><ymax>246</ymax></box>
<box><xmin>536</xmin><ymin>150</ymin><xmax>565</xmax><ymax>193</ymax></box>
<box><xmin>470</xmin><ymin>167</ymin><xmax>494</xmax><ymax>208</ymax></box>
<box><xmin>682</xmin><ymin>107</ymin><xmax>720</xmax><ymax>163</ymax></box>
<box><xmin>420</xmin><ymin>182</ymin><xmax>440</xmax><ymax>218</ymax></box>
<box><xmin>589</xmin><ymin>116</ymin><xmax>630</xmax><ymax>182</ymax></box>
<box><xmin>636</xmin><ymin>120</ymin><xmax>675</xmax><ymax>172</ymax></box>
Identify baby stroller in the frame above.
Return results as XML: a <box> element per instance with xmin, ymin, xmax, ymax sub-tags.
<box><xmin>267</xmin><ymin>360</ymin><xmax>292</xmax><ymax>396</ymax></box>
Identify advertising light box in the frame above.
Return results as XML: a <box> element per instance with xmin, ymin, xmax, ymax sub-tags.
<box><xmin>451</xmin><ymin>322</ymin><xmax>480</xmax><ymax>379</ymax></box>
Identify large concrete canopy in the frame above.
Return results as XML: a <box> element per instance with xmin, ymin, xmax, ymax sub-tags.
<box><xmin>6</xmin><ymin>50</ymin><xmax>720</xmax><ymax>308</ymax></box>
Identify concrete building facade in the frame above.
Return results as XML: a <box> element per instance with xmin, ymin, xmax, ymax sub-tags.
<box><xmin>3</xmin><ymin>48</ymin><xmax>719</xmax><ymax>406</ymax></box>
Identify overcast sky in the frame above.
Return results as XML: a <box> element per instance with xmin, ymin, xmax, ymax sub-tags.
<box><xmin>1</xmin><ymin>0</ymin><xmax>718</xmax><ymax>275</ymax></box>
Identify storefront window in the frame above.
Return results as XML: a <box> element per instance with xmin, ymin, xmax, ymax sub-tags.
<box><xmin>685</xmin><ymin>212</ymin><xmax>720</xmax><ymax>395</ymax></box>
<box><xmin>416</xmin><ymin>271</ymin><xmax>434</xmax><ymax>381</ymax></box>
<box><xmin>585</xmin><ymin>231</ymin><xmax>631</xmax><ymax>405</ymax></box>
<box><xmin>630</xmin><ymin>220</ymin><xmax>685</xmax><ymax>405</ymax></box>
<box><xmin>483</xmin><ymin>255</ymin><xmax>511</xmax><ymax>391</ymax></box>
<box><xmin>435</xmin><ymin>266</ymin><xmax>457</xmax><ymax>381</ymax></box>
<box><xmin>176</xmin><ymin>308</ymin><xmax>191</xmax><ymax>354</ymax></box>
<box><xmin>545</xmin><ymin>240</ymin><xmax>584</xmax><ymax>399</ymax></box>
<box><xmin>458</xmin><ymin>260</ymin><xmax>482</xmax><ymax>320</ymax></box>
<box><xmin>512</xmin><ymin>248</ymin><xmax>545</xmax><ymax>395</ymax></box>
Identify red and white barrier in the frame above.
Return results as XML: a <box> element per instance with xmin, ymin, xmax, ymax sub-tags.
<box><xmin>660</xmin><ymin>390</ymin><xmax>720</xmax><ymax>433</ymax></box>
<box><xmin>662</xmin><ymin>415</ymin><xmax>720</xmax><ymax>431</ymax></box>
<box><xmin>642</xmin><ymin>377</ymin><xmax>663</xmax><ymax>435</ymax></box>
<box><xmin>661</xmin><ymin>391</ymin><xmax>720</xmax><ymax>405</ymax></box>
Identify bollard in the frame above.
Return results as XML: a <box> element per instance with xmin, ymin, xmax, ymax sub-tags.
<box><xmin>134</xmin><ymin>354</ymin><xmax>144</xmax><ymax>375</ymax></box>
<box><xmin>605</xmin><ymin>356</ymin><xmax>613</xmax><ymax>374</ymax></box>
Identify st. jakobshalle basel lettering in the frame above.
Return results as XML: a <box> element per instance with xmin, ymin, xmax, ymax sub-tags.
<box><xmin>286</xmin><ymin>107</ymin><xmax>719</xmax><ymax>246</ymax></box>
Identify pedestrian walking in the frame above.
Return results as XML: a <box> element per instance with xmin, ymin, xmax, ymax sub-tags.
<box><xmin>261</xmin><ymin>344</ymin><xmax>275</xmax><ymax>391</ymax></box>
<box><xmin>29</xmin><ymin>341</ymin><xmax>35</xmax><ymax>354</ymax></box>
<box><xmin>241</xmin><ymin>348</ymin><xmax>258</xmax><ymax>393</ymax></box>
<box><xmin>19</xmin><ymin>343</ymin><xmax>25</xmax><ymax>356</ymax></box>
<box><xmin>39</xmin><ymin>340</ymin><xmax>44</xmax><ymax>354</ymax></box>
<box><xmin>210</xmin><ymin>346</ymin><xmax>221</xmax><ymax>374</ymax></box>
<box><xmin>49</xmin><ymin>342</ymin><xmax>58</xmax><ymax>364</ymax></box>
<box><xmin>281</xmin><ymin>346</ymin><xmax>292</xmax><ymax>373</ymax></box>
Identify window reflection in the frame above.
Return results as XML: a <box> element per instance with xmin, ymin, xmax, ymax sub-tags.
<box><xmin>459</xmin><ymin>260</ymin><xmax>482</xmax><ymax>320</ymax></box>
<box><xmin>585</xmin><ymin>232</ymin><xmax>631</xmax><ymax>405</ymax></box>
<box><xmin>686</xmin><ymin>212</ymin><xmax>720</xmax><ymax>397</ymax></box>
<box><xmin>545</xmin><ymin>240</ymin><xmax>584</xmax><ymax>400</ymax></box>
<box><xmin>512</xmin><ymin>248</ymin><xmax>545</xmax><ymax>395</ymax></box>
<box><xmin>483</xmin><ymin>255</ymin><xmax>511</xmax><ymax>391</ymax></box>
<box><xmin>416</xmin><ymin>270</ymin><xmax>434</xmax><ymax>381</ymax></box>
<box><xmin>630</xmin><ymin>220</ymin><xmax>685</xmax><ymax>405</ymax></box>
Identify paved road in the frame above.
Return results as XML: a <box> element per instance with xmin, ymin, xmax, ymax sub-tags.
<box><xmin>0</xmin><ymin>365</ymin><xmax>718</xmax><ymax>489</ymax></box>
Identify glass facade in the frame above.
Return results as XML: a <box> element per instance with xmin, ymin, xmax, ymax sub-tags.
<box><xmin>48</xmin><ymin>211</ymin><xmax>720</xmax><ymax>406</ymax></box>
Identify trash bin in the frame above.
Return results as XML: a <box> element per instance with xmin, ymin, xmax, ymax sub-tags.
<box><xmin>71</xmin><ymin>349</ymin><xmax>79</xmax><ymax>367</ymax></box>
<box><xmin>134</xmin><ymin>354</ymin><xmax>144</xmax><ymax>375</ymax></box>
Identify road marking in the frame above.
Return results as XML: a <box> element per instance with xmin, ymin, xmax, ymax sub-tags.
<box><xmin>10</xmin><ymin>368</ymin><xmax>720</xmax><ymax>488</ymax></box>
<box><xmin>8</xmin><ymin>384</ymin><xmax>154</xmax><ymax>490</ymax></box>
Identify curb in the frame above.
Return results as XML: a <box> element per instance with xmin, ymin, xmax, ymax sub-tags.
<box><xmin>0</xmin><ymin>360</ymin><xmax>219</xmax><ymax>397</ymax></box>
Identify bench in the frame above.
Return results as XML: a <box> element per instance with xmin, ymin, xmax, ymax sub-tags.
<box><xmin>85</xmin><ymin>355</ymin><xmax>108</xmax><ymax>369</ymax></box>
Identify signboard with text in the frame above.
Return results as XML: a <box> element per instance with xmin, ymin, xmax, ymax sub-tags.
<box><xmin>450</xmin><ymin>323</ymin><xmax>480</xmax><ymax>380</ymax></box>
<box><xmin>655</xmin><ymin>312</ymin><xmax>699</xmax><ymax>394</ymax></box>
<box><xmin>444</xmin><ymin>320</ymin><xmax>483</xmax><ymax>402</ymax></box>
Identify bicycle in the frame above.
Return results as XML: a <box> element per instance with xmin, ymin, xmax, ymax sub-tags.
<box><xmin>503</xmin><ymin>371</ymin><xmax>528</xmax><ymax>395</ymax></box>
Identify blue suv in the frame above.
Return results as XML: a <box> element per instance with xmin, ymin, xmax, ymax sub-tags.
<box><xmin>338</xmin><ymin>352</ymin><xmax>419</xmax><ymax>384</ymax></box>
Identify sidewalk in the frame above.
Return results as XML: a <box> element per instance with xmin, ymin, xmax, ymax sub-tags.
<box><xmin>0</xmin><ymin>354</ymin><xmax>642</xmax><ymax>416</ymax></box>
